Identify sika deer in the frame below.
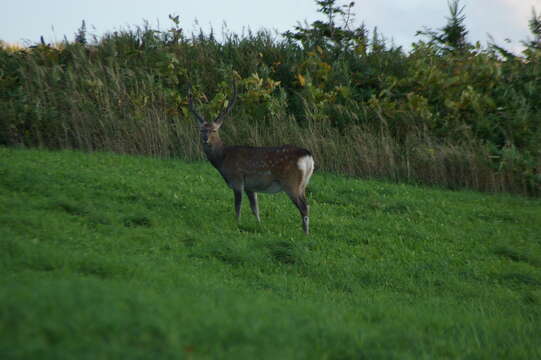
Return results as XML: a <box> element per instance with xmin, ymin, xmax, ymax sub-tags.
<box><xmin>189</xmin><ymin>82</ymin><xmax>314</xmax><ymax>234</ymax></box>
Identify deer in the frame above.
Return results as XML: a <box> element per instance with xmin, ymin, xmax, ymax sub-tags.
<box><xmin>188</xmin><ymin>82</ymin><xmax>315</xmax><ymax>234</ymax></box>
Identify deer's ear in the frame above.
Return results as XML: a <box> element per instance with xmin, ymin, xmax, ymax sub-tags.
<box><xmin>212</xmin><ymin>122</ymin><xmax>222</xmax><ymax>130</ymax></box>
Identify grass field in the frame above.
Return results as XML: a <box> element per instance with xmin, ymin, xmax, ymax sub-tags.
<box><xmin>1</xmin><ymin>147</ymin><xmax>540</xmax><ymax>359</ymax></box>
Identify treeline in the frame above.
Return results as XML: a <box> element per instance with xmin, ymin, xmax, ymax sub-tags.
<box><xmin>1</xmin><ymin>0</ymin><xmax>540</xmax><ymax>195</ymax></box>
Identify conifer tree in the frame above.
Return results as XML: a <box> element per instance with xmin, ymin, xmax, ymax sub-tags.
<box><xmin>416</xmin><ymin>0</ymin><xmax>470</xmax><ymax>53</ymax></box>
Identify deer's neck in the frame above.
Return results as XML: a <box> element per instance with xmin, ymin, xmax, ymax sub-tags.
<box><xmin>203</xmin><ymin>138</ymin><xmax>225</xmax><ymax>170</ymax></box>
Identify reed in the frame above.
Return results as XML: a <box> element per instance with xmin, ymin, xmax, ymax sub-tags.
<box><xmin>0</xmin><ymin>18</ymin><xmax>539</xmax><ymax>195</ymax></box>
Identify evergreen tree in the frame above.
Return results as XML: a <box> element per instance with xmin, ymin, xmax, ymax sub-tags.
<box><xmin>523</xmin><ymin>8</ymin><xmax>541</xmax><ymax>57</ymax></box>
<box><xmin>416</xmin><ymin>0</ymin><xmax>470</xmax><ymax>53</ymax></box>
<box><xmin>283</xmin><ymin>0</ymin><xmax>367</xmax><ymax>55</ymax></box>
<box><xmin>75</xmin><ymin>20</ymin><xmax>87</xmax><ymax>45</ymax></box>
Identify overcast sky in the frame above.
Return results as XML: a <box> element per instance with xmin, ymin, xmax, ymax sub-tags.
<box><xmin>1</xmin><ymin>0</ymin><xmax>540</xmax><ymax>53</ymax></box>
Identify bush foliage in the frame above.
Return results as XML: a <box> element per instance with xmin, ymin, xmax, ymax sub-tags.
<box><xmin>0</xmin><ymin>1</ymin><xmax>540</xmax><ymax>195</ymax></box>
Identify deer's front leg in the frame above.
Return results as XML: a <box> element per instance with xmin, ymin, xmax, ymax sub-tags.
<box><xmin>227</xmin><ymin>177</ymin><xmax>244</xmax><ymax>223</ymax></box>
<box><xmin>233</xmin><ymin>189</ymin><xmax>243</xmax><ymax>223</ymax></box>
<box><xmin>246</xmin><ymin>190</ymin><xmax>260</xmax><ymax>223</ymax></box>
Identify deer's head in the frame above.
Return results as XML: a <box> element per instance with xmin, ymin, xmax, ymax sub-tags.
<box><xmin>188</xmin><ymin>82</ymin><xmax>237</xmax><ymax>147</ymax></box>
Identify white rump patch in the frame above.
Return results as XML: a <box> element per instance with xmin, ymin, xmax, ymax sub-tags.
<box><xmin>297</xmin><ymin>155</ymin><xmax>315</xmax><ymax>190</ymax></box>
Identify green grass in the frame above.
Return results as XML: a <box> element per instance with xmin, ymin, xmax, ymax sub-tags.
<box><xmin>1</xmin><ymin>147</ymin><xmax>540</xmax><ymax>359</ymax></box>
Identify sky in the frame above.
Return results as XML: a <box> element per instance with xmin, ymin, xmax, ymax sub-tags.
<box><xmin>1</xmin><ymin>0</ymin><xmax>540</xmax><ymax>53</ymax></box>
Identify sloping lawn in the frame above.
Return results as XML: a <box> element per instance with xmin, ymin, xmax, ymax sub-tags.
<box><xmin>1</xmin><ymin>147</ymin><xmax>540</xmax><ymax>359</ymax></box>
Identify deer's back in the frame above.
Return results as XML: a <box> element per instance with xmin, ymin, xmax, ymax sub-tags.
<box><xmin>223</xmin><ymin>144</ymin><xmax>310</xmax><ymax>171</ymax></box>
<box><xmin>220</xmin><ymin>145</ymin><xmax>313</xmax><ymax>192</ymax></box>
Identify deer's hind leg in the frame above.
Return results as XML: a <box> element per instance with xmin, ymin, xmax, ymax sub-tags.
<box><xmin>296</xmin><ymin>194</ymin><xmax>310</xmax><ymax>235</ymax></box>
<box><xmin>284</xmin><ymin>185</ymin><xmax>310</xmax><ymax>235</ymax></box>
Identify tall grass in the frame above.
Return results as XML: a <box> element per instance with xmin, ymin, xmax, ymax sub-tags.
<box><xmin>0</xmin><ymin>15</ymin><xmax>540</xmax><ymax>195</ymax></box>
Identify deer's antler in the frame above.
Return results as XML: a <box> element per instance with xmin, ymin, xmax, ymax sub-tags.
<box><xmin>214</xmin><ymin>80</ymin><xmax>237</xmax><ymax>126</ymax></box>
<box><xmin>188</xmin><ymin>88</ymin><xmax>206</xmax><ymax>125</ymax></box>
